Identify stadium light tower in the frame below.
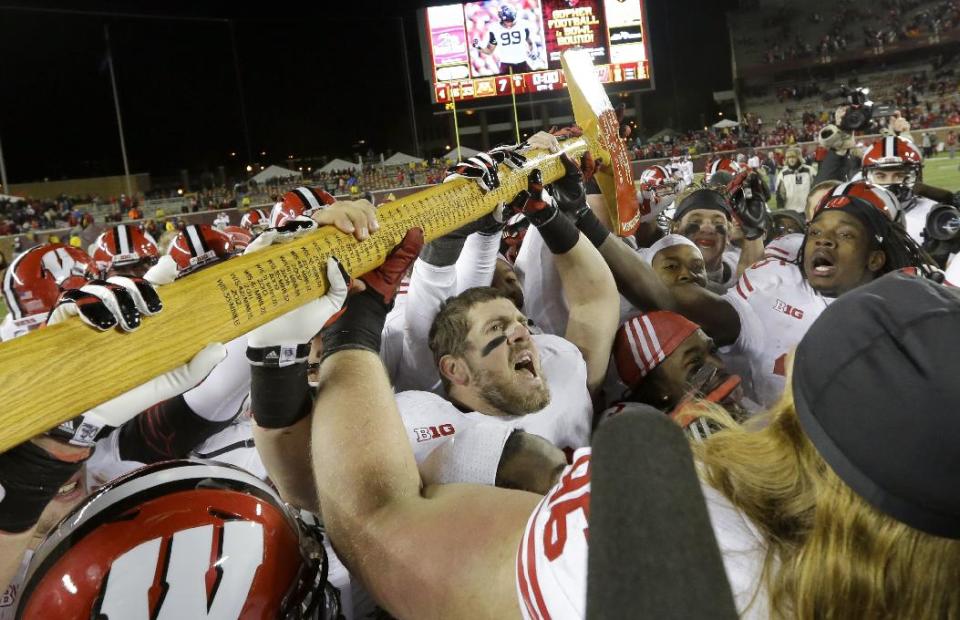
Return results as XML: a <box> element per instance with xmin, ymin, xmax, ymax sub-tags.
<box><xmin>0</xmin><ymin>132</ymin><xmax>8</xmax><ymax>196</ymax></box>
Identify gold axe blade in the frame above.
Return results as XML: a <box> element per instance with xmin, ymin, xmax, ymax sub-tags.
<box><xmin>561</xmin><ymin>50</ymin><xmax>643</xmax><ymax>236</ymax></box>
<box><xmin>0</xmin><ymin>50</ymin><xmax>635</xmax><ymax>451</ymax></box>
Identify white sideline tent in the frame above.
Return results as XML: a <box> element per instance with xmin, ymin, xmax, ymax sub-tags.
<box><xmin>251</xmin><ymin>165</ymin><xmax>302</xmax><ymax>183</ymax></box>
<box><xmin>646</xmin><ymin>128</ymin><xmax>678</xmax><ymax>142</ymax></box>
<box><xmin>383</xmin><ymin>152</ymin><xmax>424</xmax><ymax>166</ymax></box>
<box><xmin>442</xmin><ymin>145</ymin><xmax>480</xmax><ymax>160</ymax></box>
<box><xmin>317</xmin><ymin>158</ymin><xmax>360</xmax><ymax>174</ymax></box>
<box><xmin>712</xmin><ymin>118</ymin><xmax>740</xmax><ymax>129</ymax></box>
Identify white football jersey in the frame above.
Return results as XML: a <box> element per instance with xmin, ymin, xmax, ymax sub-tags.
<box><xmin>396</xmin><ymin>334</ymin><xmax>592</xmax><ymax>465</ymax></box>
<box><xmin>763</xmin><ymin>233</ymin><xmax>804</xmax><ymax>263</ymax></box>
<box><xmin>487</xmin><ymin>20</ymin><xmax>531</xmax><ymax>64</ymax></box>
<box><xmin>901</xmin><ymin>195</ymin><xmax>936</xmax><ymax>246</ymax></box>
<box><xmin>515</xmin><ymin>225</ymin><xmax>568</xmax><ymax>336</ymax></box>
<box><xmin>516</xmin><ymin>447</ymin><xmax>769</xmax><ymax>620</ymax></box>
<box><xmin>723</xmin><ymin>259</ymin><xmax>831</xmax><ymax>407</ymax></box>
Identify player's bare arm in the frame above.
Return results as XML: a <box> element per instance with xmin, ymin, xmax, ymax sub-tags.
<box><xmin>312</xmin><ymin>231</ymin><xmax>539</xmax><ymax>618</ymax></box>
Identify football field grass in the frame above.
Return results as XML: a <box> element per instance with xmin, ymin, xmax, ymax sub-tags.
<box><xmin>1</xmin><ymin>157</ymin><xmax>959</xmax><ymax>324</ymax></box>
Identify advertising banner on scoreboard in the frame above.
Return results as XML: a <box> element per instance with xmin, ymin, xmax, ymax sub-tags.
<box><xmin>604</xmin><ymin>0</ymin><xmax>647</xmax><ymax>64</ymax></box>
<box><xmin>542</xmin><ymin>0</ymin><xmax>607</xmax><ymax>67</ymax></box>
<box><xmin>425</xmin><ymin>0</ymin><xmax>652</xmax><ymax>103</ymax></box>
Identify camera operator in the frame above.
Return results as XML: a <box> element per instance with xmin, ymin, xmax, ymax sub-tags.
<box><xmin>814</xmin><ymin>87</ymin><xmax>905</xmax><ymax>185</ymax></box>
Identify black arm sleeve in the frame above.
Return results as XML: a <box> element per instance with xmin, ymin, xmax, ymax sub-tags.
<box><xmin>117</xmin><ymin>395</ymin><xmax>239</xmax><ymax>463</ymax></box>
<box><xmin>814</xmin><ymin>150</ymin><xmax>860</xmax><ymax>184</ymax></box>
<box><xmin>489</xmin><ymin>31</ymin><xmax>497</xmax><ymax>46</ymax></box>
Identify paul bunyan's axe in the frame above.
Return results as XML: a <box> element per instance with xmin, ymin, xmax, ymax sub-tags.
<box><xmin>0</xmin><ymin>50</ymin><xmax>642</xmax><ymax>451</ymax></box>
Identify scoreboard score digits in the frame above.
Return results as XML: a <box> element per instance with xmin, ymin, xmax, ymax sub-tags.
<box><xmin>425</xmin><ymin>0</ymin><xmax>653</xmax><ymax>103</ymax></box>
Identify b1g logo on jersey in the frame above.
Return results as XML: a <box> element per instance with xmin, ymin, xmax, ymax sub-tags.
<box><xmin>773</xmin><ymin>298</ymin><xmax>804</xmax><ymax>320</ymax></box>
<box><xmin>413</xmin><ymin>424</ymin><xmax>455</xmax><ymax>442</ymax></box>
<box><xmin>94</xmin><ymin>522</ymin><xmax>264</xmax><ymax>619</ymax></box>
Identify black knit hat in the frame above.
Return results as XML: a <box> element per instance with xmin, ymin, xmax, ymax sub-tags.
<box><xmin>793</xmin><ymin>271</ymin><xmax>960</xmax><ymax>539</ymax></box>
<box><xmin>673</xmin><ymin>189</ymin><xmax>732</xmax><ymax>222</ymax></box>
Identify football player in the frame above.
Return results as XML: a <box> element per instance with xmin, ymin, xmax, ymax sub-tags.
<box><xmin>563</xmin><ymin>175</ymin><xmax>936</xmax><ymax>406</ymax></box>
<box><xmin>473</xmin><ymin>5</ymin><xmax>538</xmax><ymax>75</ymax></box>
<box><xmin>668</xmin><ymin>184</ymin><xmax>765</xmax><ymax>291</ymax></box>
<box><xmin>308</xmin><ymin>240</ymin><xmax>960</xmax><ymax>618</ymax></box>
<box><xmin>393</xmin><ymin>169</ymin><xmax>618</xmax><ymax>479</ymax></box>
<box><xmin>239</xmin><ymin>207</ymin><xmax>269</xmax><ymax>234</ymax></box>
<box><xmin>11</xmin><ymin>463</ymin><xmax>344</xmax><ymax>619</ymax></box>
<box><xmin>1</xmin><ymin>243</ymin><xmax>100</xmax><ymax>341</ymax></box>
<box><xmin>860</xmin><ymin>135</ymin><xmax>936</xmax><ymax>246</ymax></box>
<box><xmin>603</xmin><ymin>310</ymin><xmax>750</xmax><ymax>439</ymax></box>
<box><xmin>91</xmin><ymin>224</ymin><xmax>160</xmax><ymax>278</ymax></box>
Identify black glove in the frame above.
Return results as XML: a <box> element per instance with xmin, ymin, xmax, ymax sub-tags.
<box><xmin>548</xmin><ymin>152</ymin><xmax>589</xmax><ymax>218</ymax></box>
<box><xmin>521</xmin><ymin>170</ymin><xmax>579</xmax><ymax>255</ymax></box>
<box><xmin>727</xmin><ymin>172</ymin><xmax>770</xmax><ymax>241</ymax></box>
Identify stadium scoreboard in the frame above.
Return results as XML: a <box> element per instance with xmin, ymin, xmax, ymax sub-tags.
<box><xmin>423</xmin><ymin>0</ymin><xmax>653</xmax><ymax>104</ymax></box>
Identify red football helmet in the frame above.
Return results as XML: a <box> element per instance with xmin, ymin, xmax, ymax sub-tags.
<box><xmin>18</xmin><ymin>461</ymin><xmax>340</xmax><ymax>619</ymax></box>
<box><xmin>92</xmin><ymin>224</ymin><xmax>159</xmax><ymax>275</ymax></box>
<box><xmin>223</xmin><ymin>225</ymin><xmax>253</xmax><ymax>251</ymax></box>
<box><xmin>1</xmin><ymin>243</ymin><xmax>98</xmax><ymax>338</ymax></box>
<box><xmin>638</xmin><ymin>165</ymin><xmax>681</xmax><ymax>216</ymax></box>
<box><xmin>861</xmin><ymin>136</ymin><xmax>923</xmax><ymax>201</ymax></box>
<box><xmin>705</xmin><ymin>158</ymin><xmax>742</xmax><ymax>180</ymax></box>
<box><xmin>167</xmin><ymin>224</ymin><xmax>235</xmax><ymax>275</ymax></box>
<box><xmin>269</xmin><ymin>186</ymin><xmax>336</xmax><ymax>228</ymax></box>
<box><xmin>240</xmin><ymin>208</ymin><xmax>269</xmax><ymax>233</ymax></box>
<box><xmin>815</xmin><ymin>180</ymin><xmax>901</xmax><ymax>223</ymax></box>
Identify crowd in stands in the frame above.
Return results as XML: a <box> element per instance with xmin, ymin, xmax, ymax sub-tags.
<box><xmin>734</xmin><ymin>0</ymin><xmax>960</xmax><ymax>66</ymax></box>
<box><xmin>315</xmin><ymin>159</ymin><xmax>450</xmax><ymax>194</ymax></box>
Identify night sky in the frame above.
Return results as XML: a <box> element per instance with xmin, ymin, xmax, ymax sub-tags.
<box><xmin>0</xmin><ymin>0</ymin><xmax>736</xmax><ymax>184</ymax></box>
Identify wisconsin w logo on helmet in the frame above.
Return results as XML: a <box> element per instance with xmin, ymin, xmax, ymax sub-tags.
<box><xmin>18</xmin><ymin>462</ymin><xmax>340</xmax><ymax>619</ymax></box>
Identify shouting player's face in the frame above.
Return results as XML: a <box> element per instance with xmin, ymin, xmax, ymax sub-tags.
<box><xmin>651</xmin><ymin>245</ymin><xmax>707</xmax><ymax>288</ymax></box>
<box><xmin>676</xmin><ymin>209</ymin><xmax>728</xmax><ymax>267</ymax></box>
<box><xmin>803</xmin><ymin>210</ymin><xmax>886</xmax><ymax>297</ymax></box>
<box><xmin>462</xmin><ymin>298</ymin><xmax>550</xmax><ymax>416</ymax></box>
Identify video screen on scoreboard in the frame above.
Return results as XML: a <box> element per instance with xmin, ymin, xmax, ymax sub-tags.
<box><xmin>424</xmin><ymin>0</ymin><xmax>652</xmax><ymax>103</ymax></box>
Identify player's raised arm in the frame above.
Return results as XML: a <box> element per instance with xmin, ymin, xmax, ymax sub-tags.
<box><xmin>312</xmin><ymin>229</ymin><xmax>539</xmax><ymax>618</ymax></box>
<box><xmin>519</xmin><ymin>166</ymin><xmax>619</xmax><ymax>394</ymax></box>
<box><xmin>564</xmin><ymin>182</ymin><xmax>743</xmax><ymax>346</ymax></box>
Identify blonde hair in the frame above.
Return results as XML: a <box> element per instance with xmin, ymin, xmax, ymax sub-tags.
<box><xmin>691</xmin><ymin>387</ymin><xmax>960</xmax><ymax>619</ymax></box>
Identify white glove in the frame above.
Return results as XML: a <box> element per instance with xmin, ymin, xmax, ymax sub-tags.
<box><xmin>243</xmin><ymin>229</ymin><xmax>281</xmax><ymax>255</ymax></box>
<box><xmin>245</xmin><ymin>258</ymin><xmax>349</xmax><ymax>366</ymax></box>
<box><xmin>444</xmin><ymin>153</ymin><xmax>501</xmax><ymax>192</ymax></box>
<box><xmin>61</xmin><ymin>343</ymin><xmax>228</xmax><ymax>446</ymax></box>
<box><xmin>488</xmin><ymin>144</ymin><xmax>528</xmax><ymax>170</ymax></box>
<box><xmin>106</xmin><ymin>276</ymin><xmax>163</xmax><ymax>317</ymax></box>
<box><xmin>144</xmin><ymin>254</ymin><xmax>180</xmax><ymax>286</ymax></box>
<box><xmin>48</xmin><ymin>279</ymin><xmax>156</xmax><ymax>332</ymax></box>
<box><xmin>527</xmin><ymin>131</ymin><xmax>561</xmax><ymax>154</ymax></box>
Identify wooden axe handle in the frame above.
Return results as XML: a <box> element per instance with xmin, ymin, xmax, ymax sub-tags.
<box><xmin>0</xmin><ymin>141</ymin><xmax>588</xmax><ymax>451</ymax></box>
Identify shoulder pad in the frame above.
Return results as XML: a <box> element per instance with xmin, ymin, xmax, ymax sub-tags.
<box><xmin>732</xmin><ymin>258</ymin><xmax>802</xmax><ymax>301</ymax></box>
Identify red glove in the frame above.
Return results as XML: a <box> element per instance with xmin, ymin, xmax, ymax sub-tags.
<box><xmin>361</xmin><ymin>228</ymin><xmax>424</xmax><ymax>306</ymax></box>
